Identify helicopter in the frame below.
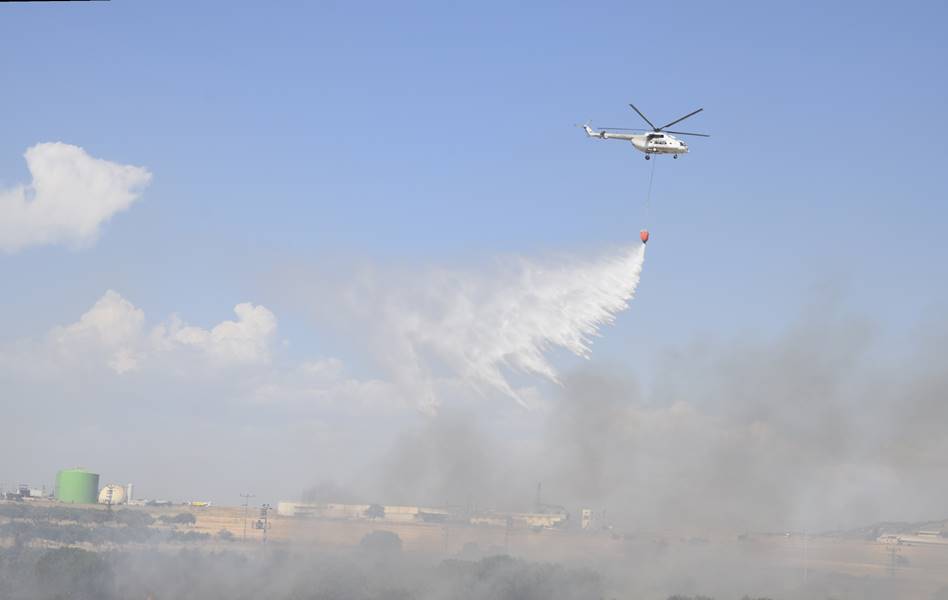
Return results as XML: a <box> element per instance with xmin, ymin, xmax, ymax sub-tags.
<box><xmin>582</xmin><ymin>103</ymin><xmax>709</xmax><ymax>159</ymax></box>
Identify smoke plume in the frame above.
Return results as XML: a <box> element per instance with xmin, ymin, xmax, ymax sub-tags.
<box><xmin>360</xmin><ymin>302</ymin><xmax>948</xmax><ymax>533</ymax></box>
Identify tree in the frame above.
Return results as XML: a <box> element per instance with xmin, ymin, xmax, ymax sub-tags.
<box><xmin>159</xmin><ymin>512</ymin><xmax>196</xmax><ymax>526</ymax></box>
<box><xmin>113</xmin><ymin>509</ymin><xmax>154</xmax><ymax>528</ymax></box>
<box><xmin>365</xmin><ymin>504</ymin><xmax>385</xmax><ymax>519</ymax></box>
<box><xmin>174</xmin><ymin>512</ymin><xmax>197</xmax><ymax>526</ymax></box>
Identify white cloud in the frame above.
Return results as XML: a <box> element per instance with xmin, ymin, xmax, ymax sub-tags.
<box><xmin>0</xmin><ymin>289</ymin><xmax>417</xmax><ymax>421</ymax></box>
<box><xmin>170</xmin><ymin>302</ymin><xmax>277</xmax><ymax>365</ymax></box>
<box><xmin>51</xmin><ymin>289</ymin><xmax>146</xmax><ymax>373</ymax></box>
<box><xmin>43</xmin><ymin>290</ymin><xmax>277</xmax><ymax>373</ymax></box>
<box><xmin>0</xmin><ymin>289</ymin><xmax>423</xmax><ymax>416</ymax></box>
<box><xmin>0</xmin><ymin>142</ymin><xmax>151</xmax><ymax>252</ymax></box>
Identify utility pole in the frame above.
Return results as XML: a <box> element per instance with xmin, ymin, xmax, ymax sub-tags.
<box><xmin>504</xmin><ymin>516</ymin><xmax>512</xmax><ymax>555</ymax></box>
<box><xmin>260</xmin><ymin>503</ymin><xmax>271</xmax><ymax>544</ymax></box>
<box><xmin>240</xmin><ymin>493</ymin><xmax>255</xmax><ymax>541</ymax></box>
<box><xmin>803</xmin><ymin>530</ymin><xmax>808</xmax><ymax>586</ymax></box>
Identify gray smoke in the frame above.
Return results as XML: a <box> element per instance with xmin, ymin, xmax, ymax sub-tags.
<box><xmin>0</xmin><ymin>545</ymin><xmax>607</xmax><ymax>600</ymax></box>
<box><xmin>353</xmin><ymin>300</ymin><xmax>948</xmax><ymax>533</ymax></box>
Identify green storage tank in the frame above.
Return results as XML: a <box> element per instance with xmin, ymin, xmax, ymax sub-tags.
<box><xmin>56</xmin><ymin>468</ymin><xmax>100</xmax><ymax>504</ymax></box>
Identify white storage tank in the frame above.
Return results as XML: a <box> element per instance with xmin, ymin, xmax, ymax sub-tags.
<box><xmin>98</xmin><ymin>483</ymin><xmax>127</xmax><ymax>505</ymax></box>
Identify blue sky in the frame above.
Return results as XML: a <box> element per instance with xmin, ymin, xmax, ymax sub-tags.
<box><xmin>3</xmin><ymin>2</ymin><xmax>945</xmax><ymax>347</ymax></box>
<box><xmin>1</xmin><ymin>2</ymin><xmax>947</xmax><ymax>517</ymax></box>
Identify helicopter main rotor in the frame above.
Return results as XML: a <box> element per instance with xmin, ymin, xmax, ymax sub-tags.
<box><xmin>598</xmin><ymin>104</ymin><xmax>710</xmax><ymax>138</ymax></box>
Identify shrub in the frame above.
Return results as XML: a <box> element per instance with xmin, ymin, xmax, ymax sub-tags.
<box><xmin>35</xmin><ymin>547</ymin><xmax>113</xmax><ymax>600</ymax></box>
<box><xmin>359</xmin><ymin>530</ymin><xmax>402</xmax><ymax>555</ymax></box>
<box><xmin>159</xmin><ymin>512</ymin><xmax>196</xmax><ymax>525</ymax></box>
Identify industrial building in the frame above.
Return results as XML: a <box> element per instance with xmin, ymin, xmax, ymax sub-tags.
<box><xmin>276</xmin><ymin>501</ymin><xmax>569</xmax><ymax>530</ymax></box>
<box><xmin>33</xmin><ymin>468</ymin><xmax>136</xmax><ymax>506</ymax></box>
<box><xmin>469</xmin><ymin>511</ymin><xmax>568</xmax><ymax>530</ymax></box>
<box><xmin>276</xmin><ymin>502</ymin><xmax>451</xmax><ymax>522</ymax></box>
<box><xmin>2</xmin><ymin>484</ymin><xmax>47</xmax><ymax>501</ymax></box>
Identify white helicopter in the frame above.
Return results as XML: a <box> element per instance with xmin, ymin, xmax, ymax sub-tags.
<box><xmin>582</xmin><ymin>103</ymin><xmax>709</xmax><ymax>159</ymax></box>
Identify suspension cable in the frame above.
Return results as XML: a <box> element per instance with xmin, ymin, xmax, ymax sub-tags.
<box><xmin>644</xmin><ymin>156</ymin><xmax>656</xmax><ymax>225</ymax></box>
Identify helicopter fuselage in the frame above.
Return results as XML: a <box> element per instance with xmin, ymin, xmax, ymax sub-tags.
<box><xmin>583</xmin><ymin>126</ymin><xmax>689</xmax><ymax>156</ymax></box>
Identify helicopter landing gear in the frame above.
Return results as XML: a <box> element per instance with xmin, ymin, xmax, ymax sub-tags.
<box><xmin>645</xmin><ymin>154</ymin><xmax>651</xmax><ymax>161</ymax></box>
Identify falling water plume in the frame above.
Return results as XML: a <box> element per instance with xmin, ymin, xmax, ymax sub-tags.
<box><xmin>372</xmin><ymin>242</ymin><xmax>647</xmax><ymax>408</ymax></box>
